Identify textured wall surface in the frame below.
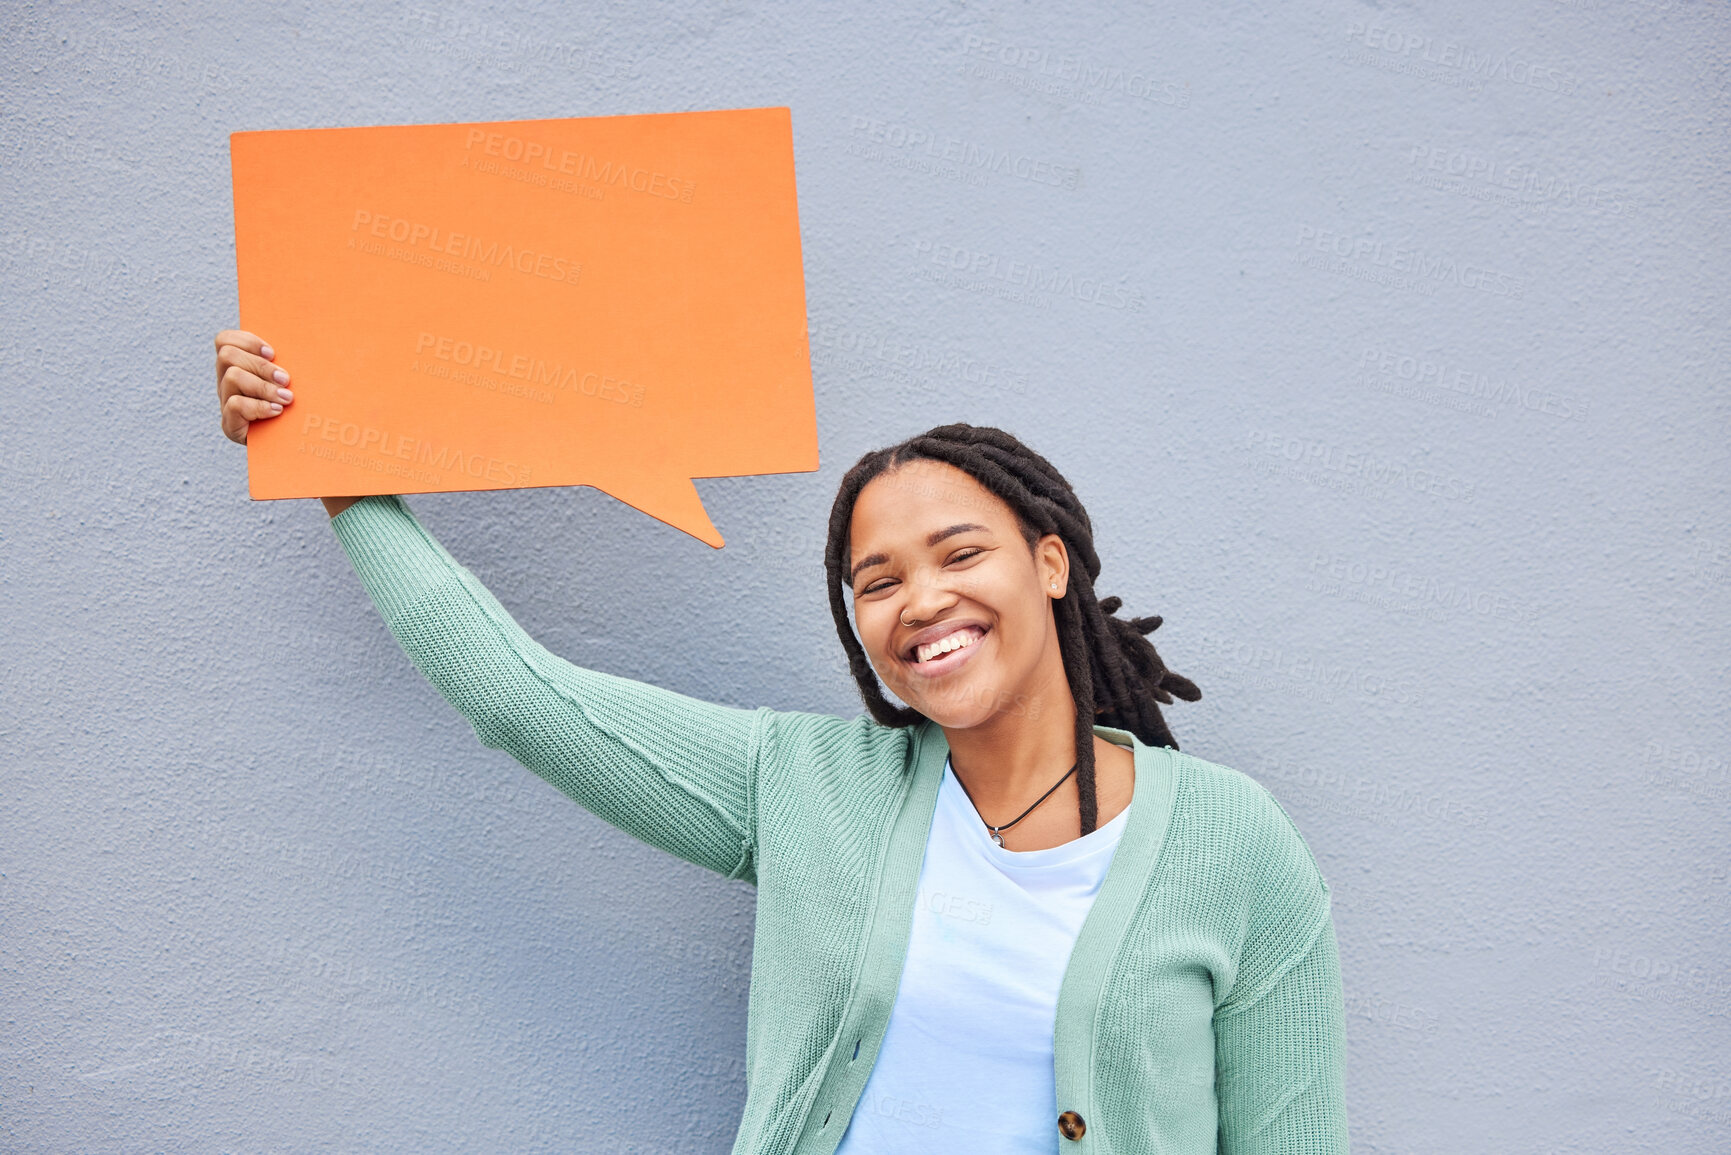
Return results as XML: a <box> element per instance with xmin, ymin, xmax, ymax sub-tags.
<box><xmin>2</xmin><ymin>1</ymin><xmax>1727</xmax><ymax>1151</ymax></box>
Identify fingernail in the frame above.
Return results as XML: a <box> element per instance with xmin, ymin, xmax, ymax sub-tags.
<box><xmin>268</xmin><ymin>402</ymin><xmax>283</xmax><ymax>413</ymax></box>
<box><xmin>272</xmin><ymin>369</ymin><xmax>290</xmax><ymax>385</ymax></box>
<box><xmin>276</xmin><ymin>388</ymin><xmax>293</xmax><ymax>402</ymax></box>
<box><xmin>261</xmin><ymin>344</ymin><xmax>275</xmax><ymax>359</ymax></box>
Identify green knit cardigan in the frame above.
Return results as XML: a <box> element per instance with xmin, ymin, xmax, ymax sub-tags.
<box><xmin>329</xmin><ymin>494</ymin><xmax>1349</xmax><ymax>1155</ymax></box>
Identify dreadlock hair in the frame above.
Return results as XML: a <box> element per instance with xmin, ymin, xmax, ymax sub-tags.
<box><xmin>824</xmin><ymin>423</ymin><xmax>1202</xmax><ymax>836</ymax></box>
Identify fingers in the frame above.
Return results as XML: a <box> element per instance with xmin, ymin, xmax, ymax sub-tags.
<box><xmin>216</xmin><ymin>343</ymin><xmax>292</xmax><ymax>403</ymax></box>
<box><xmin>220</xmin><ymin>388</ymin><xmax>291</xmax><ymax>443</ymax></box>
<box><xmin>214</xmin><ymin>328</ymin><xmax>294</xmax><ymax>445</ymax></box>
<box><xmin>214</xmin><ymin>329</ymin><xmax>274</xmax><ymax>360</ymax></box>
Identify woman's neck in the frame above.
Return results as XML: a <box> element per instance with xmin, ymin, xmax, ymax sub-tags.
<box><xmin>937</xmin><ymin>642</ymin><xmax>1134</xmax><ymax>850</ymax></box>
<box><xmin>942</xmin><ymin>693</ymin><xmax>1083</xmax><ymax>804</ymax></box>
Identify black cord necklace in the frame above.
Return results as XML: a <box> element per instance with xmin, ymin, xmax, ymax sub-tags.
<box><xmin>948</xmin><ymin>759</ymin><xmax>1078</xmax><ymax>847</ymax></box>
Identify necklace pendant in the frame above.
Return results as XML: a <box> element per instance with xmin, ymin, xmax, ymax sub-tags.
<box><xmin>990</xmin><ymin>830</ymin><xmax>1005</xmax><ymax>847</ymax></box>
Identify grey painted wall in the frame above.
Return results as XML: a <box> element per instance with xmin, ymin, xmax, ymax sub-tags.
<box><xmin>2</xmin><ymin>1</ymin><xmax>1726</xmax><ymax>1151</ymax></box>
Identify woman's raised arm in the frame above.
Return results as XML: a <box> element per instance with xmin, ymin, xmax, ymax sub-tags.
<box><xmin>217</xmin><ymin>329</ymin><xmax>765</xmax><ymax>880</ymax></box>
<box><xmin>327</xmin><ymin>494</ymin><xmax>768</xmax><ymax>881</ymax></box>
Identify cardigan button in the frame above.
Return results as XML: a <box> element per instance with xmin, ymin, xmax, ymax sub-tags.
<box><xmin>1058</xmin><ymin>1110</ymin><xmax>1086</xmax><ymax>1140</ymax></box>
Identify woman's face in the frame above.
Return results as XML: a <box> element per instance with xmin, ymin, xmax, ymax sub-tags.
<box><xmin>846</xmin><ymin>458</ymin><xmax>1070</xmax><ymax>729</ymax></box>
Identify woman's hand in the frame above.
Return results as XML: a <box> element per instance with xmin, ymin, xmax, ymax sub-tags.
<box><xmin>214</xmin><ymin>328</ymin><xmax>362</xmax><ymax>518</ymax></box>
<box><xmin>215</xmin><ymin>328</ymin><xmax>293</xmax><ymax>445</ymax></box>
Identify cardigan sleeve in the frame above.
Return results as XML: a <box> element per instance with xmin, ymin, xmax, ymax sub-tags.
<box><xmin>328</xmin><ymin>494</ymin><xmax>767</xmax><ymax>882</ymax></box>
<box><xmin>1212</xmin><ymin>788</ymin><xmax>1350</xmax><ymax>1154</ymax></box>
<box><xmin>1212</xmin><ymin>906</ymin><xmax>1349</xmax><ymax>1153</ymax></box>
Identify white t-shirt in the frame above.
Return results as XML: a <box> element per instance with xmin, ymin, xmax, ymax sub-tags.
<box><xmin>833</xmin><ymin>755</ymin><xmax>1130</xmax><ymax>1154</ymax></box>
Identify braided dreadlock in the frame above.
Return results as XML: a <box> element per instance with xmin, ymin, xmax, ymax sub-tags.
<box><xmin>824</xmin><ymin>423</ymin><xmax>1202</xmax><ymax>835</ymax></box>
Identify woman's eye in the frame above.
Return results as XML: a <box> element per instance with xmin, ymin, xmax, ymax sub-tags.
<box><xmin>857</xmin><ymin>548</ymin><xmax>980</xmax><ymax>596</ymax></box>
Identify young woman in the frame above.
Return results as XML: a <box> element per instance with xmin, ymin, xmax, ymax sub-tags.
<box><xmin>215</xmin><ymin>329</ymin><xmax>1349</xmax><ymax>1154</ymax></box>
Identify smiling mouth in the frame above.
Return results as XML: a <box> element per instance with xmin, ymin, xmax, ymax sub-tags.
<box><xmin>907</xmin><ymin>625</ymin><xmax>987</xmax><ymax>665</ymax></box>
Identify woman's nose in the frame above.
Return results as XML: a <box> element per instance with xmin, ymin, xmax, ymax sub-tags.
<box><xmin>900</xmin><ymin>567</ymin><xmax>956</xmax><ymax>623</ymax></box>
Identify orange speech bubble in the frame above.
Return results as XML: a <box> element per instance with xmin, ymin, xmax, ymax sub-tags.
<box><xmin>230</xmin><ymin>107</ymin><xmax>818</xmax><ymax>547</ymax></box>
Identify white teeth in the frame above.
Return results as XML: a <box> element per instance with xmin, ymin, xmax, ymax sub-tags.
<box><xmin>916</xmin><ymin>630</ymin><xmax>979</xmax><ymax>663</ymax></box>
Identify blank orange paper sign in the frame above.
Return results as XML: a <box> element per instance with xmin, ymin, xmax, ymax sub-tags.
<box><xmin>230</xmin><ymin>106</ymin><xmax>817</xmax><ymax>547</ymax></box>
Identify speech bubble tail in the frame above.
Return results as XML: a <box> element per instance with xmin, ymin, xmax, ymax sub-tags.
<box><xmin>596</xmin><ymin>473</ymin><xmax>725</xmax><ymax>548</ymax></box>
